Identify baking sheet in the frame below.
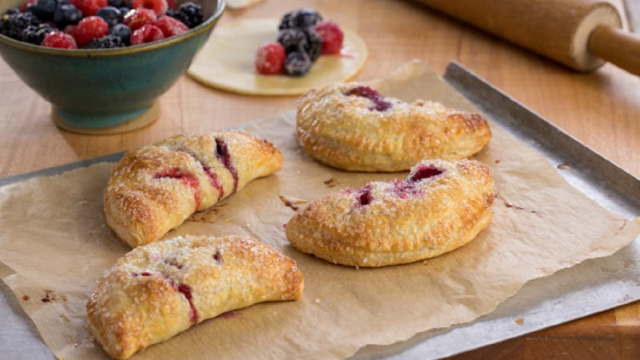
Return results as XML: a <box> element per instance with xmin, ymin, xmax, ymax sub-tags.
<box><xmin>0</xmin><ymin>62</ymin><xmax>639</xmax><ymax>360</ymax></box>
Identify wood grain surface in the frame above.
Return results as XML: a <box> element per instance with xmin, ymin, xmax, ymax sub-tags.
<box><xmin>0</xmin><ymin>0</ymin><xmax>639</xmax><ymax>359</ymax></box>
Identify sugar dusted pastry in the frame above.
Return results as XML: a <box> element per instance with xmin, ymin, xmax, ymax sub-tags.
<box><xmin>296</xmin><ymin>82</ymin><xmax>492</xmax><ymax>172</ymax></box>
<box><xmin>286</xmin><ymin>159</ymin><xmax>495</xmax><ymax>267</ymax></box>
<box><xmin>104</xmin><ymin>131</ymin><xmax>283</xmax><ymax>247</ymax></box>
<box><xmin>87</xmin><ymin>235</ymin><xmax>304</xmax><ymax>359</ymax></box>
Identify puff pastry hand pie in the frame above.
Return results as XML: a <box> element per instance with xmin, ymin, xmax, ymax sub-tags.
<box><xmin>87</xmin><ymin>235</ymin><xmax>304</xmax><ymax>359</ymax></box>
<box><xmin>104</xmin><ymin>131</ymin><xmax>283</xmax><ymax>247</ymax></box>
<box><xmin>296</xmin><ymin>82</ymin><xmax>492</xmax><ymax>172</ymax></box>
<box><xmin>286</xmin><ymin>159</ymin><xmax>495</xmax><ymax>267</ymax></box>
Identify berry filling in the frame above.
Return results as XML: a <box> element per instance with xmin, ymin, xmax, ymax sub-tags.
<box><xmin>212</xmin><ymin>251</ymin><xmax>223</xmax><ymax>264</ymax></box>
<box><xmin>215</xmin><ymin>138</ymin><xmax>238</xmax><ymax>193</ymax></box>
<box><xmin>346</xmin><ymin>85</ymin><xmax>393</xmax><ymax>112</ymax></box>
<box><xmin>355</xmin><ymin>185</ymin><xmax>373</xmax><ymax>207</ymax></box>
<box><xmin>154</xmin><ymin>167</ymin><xmax>201</xmax><ymax>210</ymax></box>
<box><xmin>164</xmin><ymin>258</ymin><xmax>183</xmax><ymax>269</ymax></box>
<box><xmin>409</xmin><ymin>164</ymin><xmax>445</xmax><ymax>182</ymax></box>
<box><xmin>175</xmin><ymin>283</ymin><xmax>198</xmax><ymax>325</ymax></box>
<box><xmin>176</xmin><ymin>148</ymin><xmax>225</xmax><ymax>201</ymax></box>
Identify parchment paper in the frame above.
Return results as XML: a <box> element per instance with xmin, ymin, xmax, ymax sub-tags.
<box><xmin>0</xmin><ymin>61</ymin><xmax>638</xmax><ymax>360</ymax></box>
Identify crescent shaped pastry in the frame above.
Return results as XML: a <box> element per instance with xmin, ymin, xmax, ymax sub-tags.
<box><xmin>87</xmin><ymin>235</ymin><xmax>304</xmax><ymax>359</ymax></box>
<box><xmin>286</xmin><ymin>159</ymin><xmax>495</xmax><ymax>267</ymax></box>
<box><xmin>104</xmin><ymin>131</ymin><xmax>283</xmax><ymax>247</ymax></box>
<box><xmin>296</xmin><ymin>82</ymin><xmax>492</xmax><ymax>172</ymax></box>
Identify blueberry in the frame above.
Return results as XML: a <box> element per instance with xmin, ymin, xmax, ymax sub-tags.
<box><xmin>53</xmin><ymin>4</ymin><xmax>81</xmax><ymax>27</ymax></box>
<box><xmin>109</xmin><ymin>23</ymin><xmax>131</xmax><ymax>45</ymax></box>
<box><xmin>277</xmin><ymin>28</ymin><xmax>307</xmax><ymax>54</ymax></box>
<box><xmin>119</xmin><ymin>7</ymin><xmax>131</xmax><ymax>18</ymax></box>
<box><xmin>96</xmin><ymin>6</ymin><xmax>122</xmax><ymax>27</ymax></box>
<box><xmin>27</xmin><ymin>0</ymin><xmax>58</xmax><ymax>22</ymax></box>
<box><xmin>21</xmin><ymin>23</ymin><xmax>55</xmax><ymax>45</ymax></box>
<box><xmin>279</xmin><ymin>8</ymin><xmax>322</xmax><ymax>30</ymax></box>
<box><xmin>284</xmin><ymin>50</ymin><xmax>311</xmax><ymax>76</ymax></box>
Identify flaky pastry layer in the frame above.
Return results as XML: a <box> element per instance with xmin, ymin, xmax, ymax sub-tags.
<box><xmin>87</xmin><ymin>235</ymin><xmax>304</xmax><ymax>359</ymax></box>
<box><xmin>286</xmin><ymin>159</ymin><xmax>495</xmax><ymax>267</ymax></box>
<box><xmin>104</xmin><ymin>130</ymin><xmax>283</xmax><ymax>247</ymax></box>
<box><xmin>296</xmin><ymin>82</ymin><xmax>492</xmax><ymax>172</ymax></box>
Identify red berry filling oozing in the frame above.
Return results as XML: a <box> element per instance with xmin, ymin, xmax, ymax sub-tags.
<box><xmin>175</xmin><ymin>283</ymin><xmax>198</xmax><ymax>325</ymax></box>
<box><xmin>346</xmin><ymin>85</ymin><xmax>393</xmax><ymax>112</ymax></box>
<box><xmin>215</xmin><ymin>138</ymin><xmax>239</xmax><ymax>193</ymax></box>
<box><xmin>154</xmin><ymin>167</ymin><xmax>201</xmax><ymax>210</ymax></box>
<box><xmin>354</xmin><ymin>164</ymin><xmax>445</xmax><ymax>206</ymax></box>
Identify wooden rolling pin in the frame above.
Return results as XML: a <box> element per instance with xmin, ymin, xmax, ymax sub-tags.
<box><xmin>414</xmin><ymin>0</ymin><xmax>640</xmax><ymax>75</ymax></box>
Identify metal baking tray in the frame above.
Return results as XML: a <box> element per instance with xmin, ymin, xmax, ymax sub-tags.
<box><xmin>1</xmin><ymin>62</ymin><xmax>639</xmax><ymax>360</ymax></box>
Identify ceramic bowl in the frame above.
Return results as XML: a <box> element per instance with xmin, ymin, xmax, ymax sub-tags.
<box><xmin>0</xmin><ymin>0</ymin><xmax>225</xmax><ymax>134</ymax></box>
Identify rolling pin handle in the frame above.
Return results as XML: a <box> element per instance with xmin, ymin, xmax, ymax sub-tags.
<box><xmin>588</xmin><ymin>26</ymin><xmax>640</xmax><ymax>76</ymax></box>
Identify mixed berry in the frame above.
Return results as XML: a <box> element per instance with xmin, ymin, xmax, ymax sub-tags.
<box><xmin>255</xmin><ymin>8</ymin><xmax>345</xmax><ymax>77</ymax></box>
<box><xmin>0</xmin><ymin>0</ymin><xmax>204</xmax><ymax>49</ymax></box>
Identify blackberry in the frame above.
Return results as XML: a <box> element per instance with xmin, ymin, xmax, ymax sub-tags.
<box><xmin>171</xmin><ymin>2</ymin><xmax>203</xmax><ymax>29</ymax></box>
<box><xmin>83</xmin><ymin>34</ymin><xmax>125</xmax><ymax>48</ymax></box>
<box><xmin>109</xmin><ymin>23</ymin><xmax>131</xmax><ymax>44</ymax></box>
<box><xmin>52</xmin><ymin>4</ymin><xmax>82</xmax><ymax>27</ymax></box>
<box><xmin>279</xmin><ymin>8</ymin><xmax>322</xmax><ymax>30</ymax></box>
<box><xmin>284</xmin><ymin>50</ymin><xmax>311</xmax><ymax>76</ymax></box>
<box><xmin>0</xmin><ymin>12</ymin><xmax>41</xmax><ymax>41</ymax></box>
<box><xmin>21</xmin><ymin>23</ymin><xmax>55</xmax><ymax>45</ymax></box>
<box><xmin>27</xmin><ymin>0</ymin><xmax>58</xmax><ymax>22</ymax></box>
<box><xmin>304</xmin><ymin>28</ymin><xmax>322</xmax><ymax>61</ymax></box>
<box><xmin>96</xmin><ymin>6</ymin><xmax>122</xmax><ymax>27</ymax></box>
<box><xmin>277</xmin><ymin>28</ymin><xmax>307</xmax><ymax>54</ymax></box>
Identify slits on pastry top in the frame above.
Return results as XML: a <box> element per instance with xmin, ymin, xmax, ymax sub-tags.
<box><xmin>286</xmin><ymin>159</ymin><xmax>495</xmax><ymax>266</ymax></box>
<box><xmin>104</xmin><ymin>131</ymin><xmax>283</xmax><ymax>247</ymax></box>
<box><xmin>86</xmin><ymin>235</ymin><xmax>303</xmax><ymax>360</ymax></box>
<box><xmin>295</xmin><ymin>82</ymin><xmax>492</xmax><ymax>172</ymax></box>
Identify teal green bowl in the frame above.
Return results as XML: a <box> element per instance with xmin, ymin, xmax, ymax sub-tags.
<box><xmin>0</xmin><ymin>0</ymin><xmax>224</xmax><ymax>134</ymax></box>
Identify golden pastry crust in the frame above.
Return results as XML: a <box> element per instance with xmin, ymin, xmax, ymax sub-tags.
<box><xmin>86</xmin><ymin>235</ymin><xmax>304</xmax><ymax>359</ymax></box>
<box><xmin>296</xmin><ymin>82</ymin><xmax>492</xmax><ymax>172</ymax></box>
<box><xmin>104</xmin><ymin>131</ymin><xmax>283</xmax><ymax>247</ymax></box>
<box><xmin>286</xmin><ymin>159</ymin><xmax>495</xmax><ymax>267</ymax></box>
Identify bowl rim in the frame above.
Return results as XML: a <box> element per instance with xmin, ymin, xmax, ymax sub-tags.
<box><xmin>0</xmin><ymin>0</ymin><xmax>225</xmax><ymax>57</ymax></box>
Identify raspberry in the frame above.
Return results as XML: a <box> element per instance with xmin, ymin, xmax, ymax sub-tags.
<box><xmin>154</xmin><ymin>15</ymin><xmax>187</xmax><ymax>37</ymax></box>
<box><xmin>63</xmin><ymin>24</ymin><xmax>77</xmax><ymax>36</ymax></box>
<box><xmin>132</xmin><ymin>0</ymin><xmax>168</xmax><ymax>16</ymax></box>
<box><xmin>74</xmin><ymin>16</ymin><xmax>109</xmax><ymax>47</ymax></box>
<box><xmin>123</xmin><ymin>8</ymin><xmax>156</xmax><ymax>31</ymax></box>
<box><xmin>41</xmin><ymin>31</ymin><xmax>77</xmax><ymax>48</ymax></box>
<box><xmin>315</xmin><ymin>20</ymin><xmax>343</xmax><ymax>55</ymax></box>
<box><xmin>166</xmin><ymin>0</ymin><xmax>176</xmax><ymax>9</ymax></box>
<box><xmin>255</xmin><ymin>42</ymin><xmax>285</xmax><ymax>75</ymax></box>
<box><xmin>129</xmin><ymin>23</ymin><xmax>164</xmax><ymax>45</ymax></box>
<box><xmin>70</xmin><ymin>0</ymin><xmax>108</xmax><ymax>16</ymax></box>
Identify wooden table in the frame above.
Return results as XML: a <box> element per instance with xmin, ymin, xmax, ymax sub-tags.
<box><xmin>1</xmin><ymin>0</ymin><xmax>639</xmax><ymax>358</ymax></box>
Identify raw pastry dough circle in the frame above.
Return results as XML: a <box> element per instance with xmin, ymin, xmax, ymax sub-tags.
<box><xmin>187</xmin><ymin>18</ymin><xmax>368</xmax><ymax>95</ymax></box>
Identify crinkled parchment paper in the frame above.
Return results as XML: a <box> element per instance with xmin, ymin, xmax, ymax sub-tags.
<box><xmin>0</xmin><ymin>61</ymin><xmax>638</xmax><ymax>360</ymax></box>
